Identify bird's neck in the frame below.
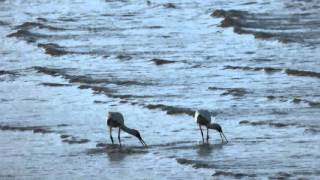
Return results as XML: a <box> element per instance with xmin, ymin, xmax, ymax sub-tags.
<box><xmin>120</xmin><ymin>125</ymin><xmax>135</xmax><ymax>136</ymax></box>
<box><xmin>207</xmin><ymin>123</ymin><xmax>222</xmax><ymax>132</ymax></box>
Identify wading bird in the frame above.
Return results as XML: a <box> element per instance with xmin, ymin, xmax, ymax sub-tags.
<box><xmin>194</xmin><ymin>110</ymin><xmax>228</xmax><ymax>143</ymax></box>
<box><xmin>106</xmin><ymin>112</ymin><xmax>147</xmax><ymax>147</ymax></box>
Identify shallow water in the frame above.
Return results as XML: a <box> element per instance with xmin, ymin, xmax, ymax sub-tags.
<box><xmin>1</xmin><ymin>0</ymin><xmax>320</xmax><ymax>179</ymax></box>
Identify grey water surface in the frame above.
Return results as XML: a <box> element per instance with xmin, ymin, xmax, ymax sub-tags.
<box><xmin>1</xmin><ymin>0</ymin><xmax>320</xmax><ymax>179</ymax></box>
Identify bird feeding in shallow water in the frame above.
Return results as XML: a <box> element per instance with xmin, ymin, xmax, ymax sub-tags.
<box><xmin>106</xmin><ymin>112</ymin><xmax>147</xmax><ymax>147</ymax></box>
<box><xmin>194</xmin><ymin>110</ymin><xmax>228</xmax><ymax>143</ymax></box>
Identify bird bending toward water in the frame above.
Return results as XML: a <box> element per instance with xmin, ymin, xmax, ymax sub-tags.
<box><xmin>194</xmin><ymin>110</ymin><xmax>228</xmax><ymax>143</ymax></box>
<box><xmin>106</xmin><ymin>112</ymin><xmax>147</xmax><ymax>147</ymax></box>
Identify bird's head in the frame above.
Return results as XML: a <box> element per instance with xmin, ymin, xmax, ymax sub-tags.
<box><xmin>132</xmin><ymin>129</ymin><xmax>147</xmax><ymax>147</ymax></box>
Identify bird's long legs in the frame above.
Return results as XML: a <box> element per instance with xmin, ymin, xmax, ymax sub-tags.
<box><xmin>199</xmin><ymin>125</ymin><xmax>204</xmax><ymax>143</ymax></box>
<box><xmin>206</xmin><ymin>127</ymin><xmax>209</xmax><ymax>142</ymax></box>
<box><xmin>118</xmin><ymin>128</ymin><xmax>122</xmax><ymax>147</ymax></box>
<box><xmin>109</xmin><ymin>127</ymin><xmax>114</xmax><ymax>144</ymax></box>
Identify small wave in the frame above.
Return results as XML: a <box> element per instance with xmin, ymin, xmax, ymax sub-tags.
<box><xmin>0</xmin><ymin>70</ymin><xmax>17</xmax><ymax>76</ymax></box>
<box><xmin>0</xmin><ymin>20</ymin><xmax>9</xmax><ymax>26</ymax></box>
<box><xmin>70</xmin><ymin>76</ymin><xmax>115</xmax><ymax>84</ymax></box>
<box><xmin>263</xmin><ymin>67</ymin><xmax>283</xmax><ymax>74</ymax></box>
<box><xmin>221</xmin><ymin>88</ymin><xmax>248</xmax><ymax>97</ymax></box>
<box><xmin>116</xmin><ymin>54</ymin><xmax>132</xmax><ymax>60</ymax></box>
<box><xmin>33</xmin><ymin>66</ymin><xmax>151</xmax><ymax>86</ymax></box>
<box><xmin>224</xmin><ymin>65</ymin><xmax>320</xmax><ymax>79</ymax></box>
<box><xmin>212</xmin><ymin>170</ymin><xmax>256</xmax><ymax>178</ymax></box>
<box><xmin>241</xmin><ymin>2</ymin><xmax>257</xmax><ymax>5</ymax></box>
<box><xmin>0</xmin><ymin>124</ymin><xmax>52</xmax><ymax>133</ymax></box>
<box><xmin>0</xmin><ymin>124</ymin><xmax>68</xmax><ymax>134</ymax></box>
<box><xmin>208</xmin><ymin>87</ymin><xmax>226</xmax><ymax>91</ymax></box>
<box><xmin>3</xmin><ymin>125</ymin><xmax>91</xmax><ymax>145</ymax></box>
<box><xmin>58</xmin><ymin>133</ymin><xmax>90</xmax><ymax>144</ymax></box>
<box><xmin>211</xmin><ymin>9</ymin><xmax>320</xmax><ymax>44</ymax></box>
<box><xmin>83</xmin><ymin>87</ymin><xmax>153</xmax><ymax>100</ymax></box>
<box><xmin>0</xmin><ymin>98</ymin><xmax>14</xmax><ymax>102</ymax></box>
<box><xmin>163</xmin><ymin>3</ymin><xmax>177</xmax><ymax>9</ymax></box>
<box><xmin>33</xmin><ymin>66</ymin><xmax>67</xmax><ymax>76</ymax></box>
<box><xmin>34</xmin><ymin>66</ymin><xmax>156</xmax><ymax>104</ymax></box>
<box><xmin>224</xmin><ymin>65</ymin><xmax>282</xmax><ymax>73</ymax></box>
<box><xmin>78</xmin><ymin>85</ymin><xmax>115</xmax><ymax>93</ymax></box>
<box><xmin>7</xmin><ymin>21</ymin><xmax>67</xmax><ymax>55</ymax></box>
<box><xmin>39</xmin><ymin>82</ymin><xmax>71</xmax><ymax>87</ymax></box>
<box><xmin>78</xmin><ymin>85</ymin><xmax>115</xmax><ymax>96</ymax></box>
<box><xmin>267</xmin><ymin>96</ymin><xmax>315</xmax><ymax>106</ymax></box>
<box><xmin>143</xmin><ymin>25</ymin><xmax>163</xmax><ymax>29</ymax></box>
<box><xmin>233</xmin><ymin>26</ymin><xmax>276</xmax><ymax>40</ymax></box>
<box><xmin>304</xmin><ymin>128</ymin><xmax>320</xmax><ymax>134</ymax></box>
<box><xmin>285</xmin><ymin>69</ymin><xmax>320</xmax><ymax>79</ymax></box>
<box><xmin>289</xmin><ymin>98</ymin><xmax>320</xmax><ymax>108</ymax></box>
<box><xmin>151</xmin><ymin>58</ymin><xmax>176</xmax><ymax>65</ymax></box>
<box><xmin>267</xmin><ymin>96</ymin><xmax>276</xmax><ymax>100</ymax></box>
<box><xmin>37</xmin><ymin>43</ymin><xmax>69</xmax><ymax>56</ymax></box>
<box><xmin>61</xmin><ymin>136</ymin><xmax>90</xmax><ymax>144</ymax></box>
<box><xmin>268</xmin><ymin>172</ymin><xmax>292</xmax><ymax>179</ymax></box>
<box><xmin>176</xmin><ymin>158</ymin><xmax>215</xmax><ymax>169</ymax></box>
<box><xmin>211</xmin><ymin>9</ymin><xmax>248</xmax><ymax>19</ymax></box>
<box><xmin>208</xmin><ymin>87</ymin><xmax>248</xmax><ymax>97</ymax></box>
<box><xmin>22</xmin><ymin>98</ymin><xmax>47</xmax><ymax>102</ymax></box>
<box><xmin>71</xmin><ymin>76</ymin><xmax>150</xmax><ymax>86</ymax></box>
<box><xmin>224</xmin><ymin>65</ymin><xmax>263</xmax><ymax>71</ymax></box>
<box><xmin>57</xmin><ymin>17</ymin><xmax>78</xmax><ymax>22</ymax></box>
<box><xmin>239</xmin><ymin>120</ymin><xmax>293</xmax><ymax>128</ymax></box>
<box><xmin>69</xmin><ymin>74</ymin><xmax>151</xmax><ymax>86</ymax></box>
<box><xmin>110</xmin><ymin>94</ymin><xmax>154</xmax><ymax>100</ymax></box>
<box><xmin>7</xmin><ymin>29</ymin><xmax>48</xmax><ymax>43</ymax></box>
<box><xmin>271</xmin><ymin>110</ymin><xmax>288</xmax><ymax>115</ymax></box>
<box><xmin>93</xmin><ymin>100</ymin><xmax>108</xmax><ymax>104</ymax></box>
<box><xmin>60</xmin><ymin>134</ymin><xmax>71</xmax><ymax>139</ymax></box>
<box><xmin>212</xmin><ymin>10</ymin><xmax>268</xmax><ymax>37</ymax></box>
<box><xmin>292</xmin><ymin>98</ymin><xmax>302</xmax><ymax>104</ymax></box>
<box><xmin>15</xmin><ymin>21</ymin><xmax>65</xmax><ymax>31</ymax></box>
<box><xmin>308</xmin><ymin>101</ymin><xmax>320</xmax><ymax>108</ymax></box>
<box><xmin>144</xmin><ymin>103</ymin><xmax>194</xmax><ymax>116</ymax></box>
<box><xmin>36</xmin><ymin>17</ymin><xmax>48</xmax><ymax>22</ymax></box>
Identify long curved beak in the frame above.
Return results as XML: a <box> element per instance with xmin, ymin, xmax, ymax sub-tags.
<box><xmin>139</xmin><ymin>138</ymin><xmax>147</xmax><ymax>147</ymax></box>
<box><xmin>222</xmin><ymin>132</ymin><xmax>228</xmax><ymax>143</ymax></box>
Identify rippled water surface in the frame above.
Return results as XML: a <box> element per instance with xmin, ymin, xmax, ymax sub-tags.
<box><xmin>1</xmin><ymin>0</ymin><xmax>320</xmax><ymax>179</ymax></box>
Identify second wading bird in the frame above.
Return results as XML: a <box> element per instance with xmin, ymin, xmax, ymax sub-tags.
<box><xmin>194</xmin><ymin>110</ymin><xmax>228</xmax><ymax>143</ymax></box>
<box><xmin>106</xmin><ymin>112</ymin><xmax>147</xmax><ymax>147</ymax></box>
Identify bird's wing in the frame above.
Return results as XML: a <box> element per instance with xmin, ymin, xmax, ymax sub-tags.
<box><xmin>197</xmin><ymin>110</ymin><xmax>211</xmax><ymax>123</ymax></box>
<box><xmin>108</xmin><ymin>112</ymin><xmax>125</xmax><ymax>125</ymax></box>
